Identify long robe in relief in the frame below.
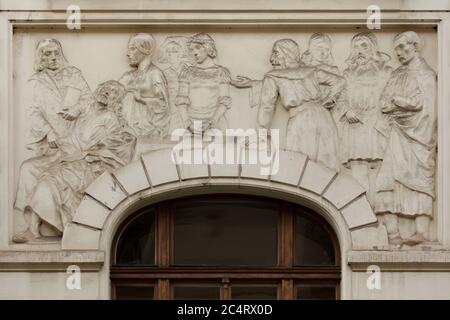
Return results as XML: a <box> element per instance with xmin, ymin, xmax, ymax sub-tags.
<box><xmin>375</xmin><ymin>57</ymin><xmax>437</xmax><ymax>217</ymax></box>
<box><xmin>336</xmin><ymin>59</ymin><xmax>392</xmax><ymax>164</ymax></box>
<box><xmin>256</xmin><ymin>66</ymin><xmax>345</xmax><ymax>171</ymax></box>
<box><xmin>119</xmin><ymin>63</ymin><xmax>170</xmax><ymax>139</ymax></box>
<box><xmin>26</xmin><ymin>106</ymin><xmax>136</xmax><ymax>233</ymax></box>
<box><xmin>15</xmin><ymin>66</ymin><xmax>91</xmax><ymax>213</ymax></box>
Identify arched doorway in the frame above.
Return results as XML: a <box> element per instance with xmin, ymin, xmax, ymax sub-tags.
<box><xmin>110</xmin><ymin>194</ymin><xmax>340</xmax><ymax>300</ymax></box>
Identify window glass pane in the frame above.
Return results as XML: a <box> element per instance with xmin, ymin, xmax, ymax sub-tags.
<box><xmin>116</xmin><ymin>208</ymin><xmax>155</xmax><ymax>265</ymax></box>
<box><xmin>173</xmin><ymin>284</ymin><xmax>221</xmax><ymax>300</ymax></box>
<box><xmin>295</xmin><ymin>210</ymin><xmax>335</xmax><ymax>265</ymax></box>
<box><xmin>296</xmin><ymin>284</ymin><xmax>336</xmax><ymax>300</ymax></box>
<box><xmin>232</xmin><ymin>285</ymin><xmax>277</xmax><ymax>300</ymax></box>
<box><xmin>115</xmin><ymin>284</ymin><xmax>154</xmax><ymax>300</ymax></box>
<box><xmin>173</xmin><ymin>198</ymin><xmax>278</xmax><ymax>266</ymax></box>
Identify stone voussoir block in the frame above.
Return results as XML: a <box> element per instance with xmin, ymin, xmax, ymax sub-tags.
<box><xmin>85</xmin><ymin>171</ymin><xmax>127</xmax><ymax>210</ymax></box>
<box><xmin>113</xmin><ymin>160</ymin><xmax>150</xmax><ymax>195</ymax></box>
<box><xmin>341</xmin><ymin>195</ymin><xmax>377</xmax><ymax>230</ymax></box>
<box><xmin>72</xmin><ymin>196</ymin><xmax>111</xmax><ymax>230</ymax></box>
<box><xmin>141</xmin><ymin>148</ymin><xmax>180</xmax><ymax>186</ymax></box>
<box><xmin>240</xmin><ymin>163</ymin><xmax>271</xmax><ymax>181</ymax></box>
<box><xmin>179</xmin><ymin>163</ymin><xmax>209</xmax><ymax>180</ymax></box>
<box><xmin>299</xmin><ymin>159</ymin><xmax>337</xmax><ymax>195</ymax></box>
<box><xmin>322</xmin><ymin>172</ymin><xmax>366</xmax><ymax>209</ymax></box>
<box><xmin>269</xmin><ymin>150</ymin><xmax>307</xmax><ymax>186</ymax></box>
<box><xmin>209</xmin><ymin>163</ymin><xmax>240</xmax><ymax>178</ymax></box>
<box><xmin>61</xmin><ymin>223</ymin><xmax>101</xmax><ymax>250</ymax></box>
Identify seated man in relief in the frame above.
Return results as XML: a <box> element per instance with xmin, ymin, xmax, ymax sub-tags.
<box><xmin>13</xmin><ymin>80</ymin><xmax>136</xmax><ymax>243</ymax></box>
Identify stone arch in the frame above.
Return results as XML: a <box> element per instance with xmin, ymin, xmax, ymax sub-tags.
<box><xmin>61</xmin><ymin>148</ymin><xmax>385</xmax><ymax>251</ymax></box>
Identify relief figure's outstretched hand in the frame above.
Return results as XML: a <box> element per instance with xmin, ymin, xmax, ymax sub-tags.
<box><xmin>231</xmin><ymin>75</ymin><xmax>254</xmax><ymax>88</ymax></box>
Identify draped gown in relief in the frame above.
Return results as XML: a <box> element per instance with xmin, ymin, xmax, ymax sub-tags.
<box><xmin>25</xmin><ymin>105</ymin><xmax>136</xmax><ymax>233</ymax></box>
<box><xmin>375</xmin><ymin>57</ymin><xmax>437</xmax><ymax>217</ymax></box>
<box><xmin>15</xmin><ymin>66</ymin><xmax>92</xmax><ymax>215</ymax></box>
<box><xmin>256</xmin><ymin>66</ymin><xmax>345</xmax><ymax>171</ymax></box>
<box><xmin>119</xmin><ymin>63</ymin><xmax>170</xmax><ymax>140</ymax></box>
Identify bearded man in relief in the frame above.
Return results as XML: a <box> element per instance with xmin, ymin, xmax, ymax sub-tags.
<box><xmin>13</xmin><ymin>38</ymin><xmax>92</xmax><ymax>242</ymax></box>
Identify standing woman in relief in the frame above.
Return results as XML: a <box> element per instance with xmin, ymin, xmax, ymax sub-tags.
<box><xmin>258</xmin><ymin>39</ymin><xmax>345</xmax><ymax>171</ymax></box>
<box><xmin>301</xmin><ymin>32</ymin><xmax>340</xmax><ymax>75</ymax></box>
<box><xmin>157</xmin><ymin>36</ymin><xmax>194</xmax><ymax>133</ymax></box>
<box><xmin>232</xmin><ymin>39</ymin><xmax>345</xmax><ymax>171</ymax></box>
<box><xmin>119</xmin><ymin>33</ymin><xmax>170</xmax><ymax>142</ymax></box>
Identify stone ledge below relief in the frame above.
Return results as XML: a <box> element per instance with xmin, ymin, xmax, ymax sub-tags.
<box><xmin>0</xmin><ymin>250</ymin><xmax>105</xmax><ymax>271</ymax></box>
<box><xmin>348</xmin><ymin>249</ymin><xmax>450</xmax><ymax>271</ymax></box>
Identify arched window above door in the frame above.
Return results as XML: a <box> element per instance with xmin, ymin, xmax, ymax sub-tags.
<box><xmin>111</xmin><ymin>195</ymin><xmax>340</xmax><ymax>300</ymax></box>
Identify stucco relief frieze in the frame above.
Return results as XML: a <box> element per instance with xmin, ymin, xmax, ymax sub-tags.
<box><xmin>11</xmin><ymin>31</ymin><xmax>437</xmax><ymax>248</ymax></box>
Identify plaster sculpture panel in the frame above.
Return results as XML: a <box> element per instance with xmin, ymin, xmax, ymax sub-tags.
<box><xmin>374</xmin><ymin>31</ymin><xmax>437</xmax><ymax>246</ymax></box>
<box><xmin>232</xmin><ymin>38</ymin><xmax>345</xmax><ymax>171</ymax></box>
<box><xmin>14</xmin><ymin>76</ymin><xmax>136</xmax><ymax>243</ymax></box>
<box><xmin>300</xmin><ymin>33</ymin><xmax>342</xmax><ymax>124</ymax></box>
<box><xmin>300</xmin><ymin>33</ymin><xmax>340</xmax><ymax>74</ymax></box>
<box><xmin>157</xmin><ymin>36</ymin><xmax>195</xmax><ymax>134</ymax></box>
<box><xmin>176</xmin><ymin>33</ymin><xmax>232</xmax><ymax>134</ymax></box>
<box><xmin>336</xmin><ymin>32</ymin><xmax>393</xmax><ymax>204</ymax></box>
<box><xmin>13</xmin><ymin>38</ymin><xmax>92</xmax><ymax>241</ymax></box>
<box><xmin>9</xmin><ymin>29</ymin><xmax>438</xmax><ymax>248</ymax></box>
<box><xmin>119</xmin><ymin>33</ymin><xmax>170</xmax><ymax>142</ymax></box>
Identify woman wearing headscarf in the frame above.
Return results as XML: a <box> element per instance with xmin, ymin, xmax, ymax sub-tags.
<box><xmin>119</xmin><ymin>33</ymin><xmax>170</xmax><ymax>142</ymax></box>
<box><xmin>157</xmin><ymin>36</ymin><xmax>194</xmax><ymax>133</ymax></box>
<box><xmin>301</xmin><ymin>33</ymin><xmax>342</xmax><ymax>125</ymax></box>
<box><xmin>259</xmin><ymin>39</ymin><xmax>344</xmax><ymax>170</ymax></box>
<box><xmin>301</xmin><ymin>33</ymin><xmax>340</xmax><ymax>75</ymax></box>
<box><xmin>233</xmin><ymin>39</ymin><xmax>345</xmax><ymax>171</ymax></box>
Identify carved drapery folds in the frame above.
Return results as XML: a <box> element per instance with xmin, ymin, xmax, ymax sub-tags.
<box><xmin>13</xmin><ymin>31</ymin><xmax>437</xmax><ymax>248</ymax></box>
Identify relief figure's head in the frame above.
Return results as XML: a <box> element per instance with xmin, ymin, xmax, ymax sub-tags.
<box><xmin>271</xmin><ymin>39</ymin><xmax>301</xmax><ymax>69</ymax></box>
<box><xmin>127</xmin><ymin>33</ymin><xmax>156</xmax><ymax>67</ymax></box>
<box><xmin>345</xmin><ymin>32</ymin><xmax>391</xmax><ymax>69</ymax></box>
<box><xmin>188</xmin><ymin>33</ymin><xmax>217</xmax><ymax>65</ymax></box>
<box><xmin>94</xmin><ymin>80</ymin><xmax>126</xmax><ymax>113</ymax></box>
<box><xmin>302</xmin><ymin>33</ymin><xmax>334</xmax><ymax>66</ymax></box>
<box><xmin>158</xmin><ymin>36</ymin><xmax>193</xmax><ymax>67</ymax></box>
<box><xmin>34</xmin><ymin>38</ymin><xmax>67</xmax><ymax>72</ymax></box>
<box><xmin>394</xmin><ymin>31</ymin><xmax>421</xmax><ymax>65</ymax></box>
<box><xmin>350</xmin><ymin>32</ymin><xmax>379</xmax><ymax>65</ymax></box>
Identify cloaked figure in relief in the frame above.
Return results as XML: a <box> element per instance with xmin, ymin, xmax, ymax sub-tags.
<box><xmin>13</xmin><ymin>38</ymin><xmax>91</xmax><ymax>242</ymax></box>
<box><xmin>13</xmin><ymin>81</ymin><xmax>136</xmax><ymax>243</ymax></box>
<box><xmin>157</xmin><ymin>36</ymin><xmax>194</xmax><ymax>133</ymax></box>
<box><xmin>176</xmin><ymin>33</ymin><xmax>232</xmax><ymax>133</ymax></box>
<box><xmin>119</xmin><ymin>33</ymin><xmax>170</xmax><ymax>142</ymax></box>
<box><xmin>233</xmin><ymin>39</ymin><xmax>345</xmax><ymax>171</ymax></box>
<box><xmin>335</xmin><ymin>32</ymin><xmax>392</xmax><ymax>204</ymax></box>
<box><xmin>27</xmin><ymin>39</ymin><xmax>92</xmax><ymax>152</ymax></box>
<box><xmin>375</xmin><ymin>31</ymin><xmax>437</xmax><ymax>246</ymax></box>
